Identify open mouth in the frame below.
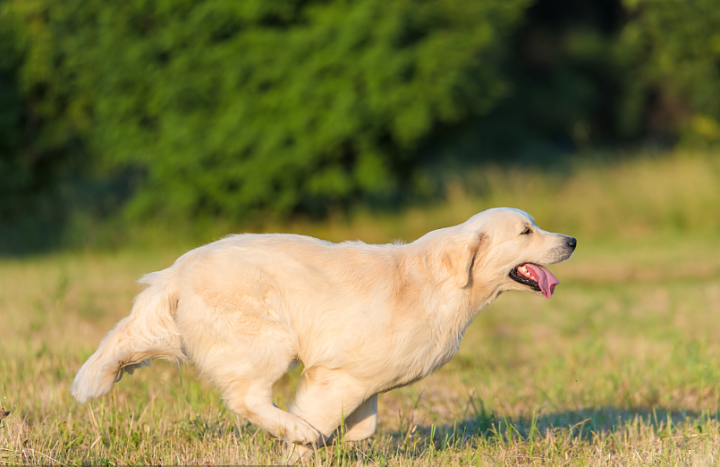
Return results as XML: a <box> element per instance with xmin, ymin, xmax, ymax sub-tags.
<box><xmin>509</xmin><ymin>263</ymin><xmax>559</xmax><ymax>299</ymax></box>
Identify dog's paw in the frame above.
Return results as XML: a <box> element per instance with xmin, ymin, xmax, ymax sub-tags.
<box><xmin>284</xmin><ymin>443</ymin><xmax>313</xmax><ymax>464</ymax></box>
<box><xmin>284</xmin><ymin>419</ymin><xmax>322</xmax><ymax>446</ymax></box>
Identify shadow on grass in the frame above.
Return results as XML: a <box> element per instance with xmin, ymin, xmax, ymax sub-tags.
<box><xmin>478</xmin><ymin>405</ymin><xmax>713</xmax><ymax>438</ymax></box>
<box><xmin>382</xmin><ymin>402</ymin><xmax>719</xmax><ymax>456</ymax></box>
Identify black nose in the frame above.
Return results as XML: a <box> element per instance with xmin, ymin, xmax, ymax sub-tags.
<box><xmin>566</xmin><ymin>237</ymin><xmax>577</xmax><ymax>250</ymax></box>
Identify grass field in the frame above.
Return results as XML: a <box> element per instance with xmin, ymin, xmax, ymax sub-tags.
<box><xmin>2</xmin><ymin>151</ymin><xmax>720</xmax><ymax>465</ymax></box>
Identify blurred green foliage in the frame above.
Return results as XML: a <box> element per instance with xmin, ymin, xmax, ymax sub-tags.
<box><xmin>0</xmin><ymin>0</ymin><xmax>719</xmax><ymax>248</ymax></box>
<box><xmin>0</xmin><ymin>0</ymin><xmax>528</xmax><ymax>224</ymax></box>
<box><xmin>621</xmin><ymin>0</ymin><xmax>720</xmax><ymax>142</ymax></box>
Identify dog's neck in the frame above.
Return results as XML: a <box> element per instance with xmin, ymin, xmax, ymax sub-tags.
<box><xmin>399</xmin><ymin>247</ymin><xmax>502</xmax><ymax>350</ymax></box>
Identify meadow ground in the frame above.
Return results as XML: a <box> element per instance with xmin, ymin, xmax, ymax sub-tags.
<box><xmin>2</xmin><ymin>151</ymin><xmax>720</xmax><ymax>465</ymax></box>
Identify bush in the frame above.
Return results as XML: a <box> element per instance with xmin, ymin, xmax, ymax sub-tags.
<box><xmin>0</xmin><ymin>0</ymin><xmax>718</xmax><ymax>247</ymax></box>
<box><xmin>5</xmin><ymin>0</ymin><xmax>529</xmax><ymax>222</ymax></box>
<box><xmin>620</xmin><ymin>0</ymin><xmax>720</xmax><ymax>143</ymax></box>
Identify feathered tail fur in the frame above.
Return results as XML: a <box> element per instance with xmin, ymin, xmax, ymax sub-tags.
<box><xmin>72</xmin><ymin>269</ymin><xmax>186</xmax><ymax>403</ymax></box>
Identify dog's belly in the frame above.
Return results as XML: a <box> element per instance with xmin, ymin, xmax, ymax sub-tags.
<box><xmin>302</xmin><ymin>322</ymin><xmax>464</xmax><ymax>395</ymax></box>
<box><xmin>380</xmin><ymin>337</ymin><xmax>462</xmax><ymax>393</ymax></box>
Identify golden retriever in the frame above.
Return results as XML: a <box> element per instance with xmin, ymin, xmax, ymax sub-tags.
<box><xmin>72</xmin><ymin>207</ymin><xmax>575</xmax><ymax>456</ymax></box>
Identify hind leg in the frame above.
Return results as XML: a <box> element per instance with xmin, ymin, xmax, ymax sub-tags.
<box><xmin>181</xmin><ymin>319</ymin><xmax>320</xmax><ymax>443</ymax></box>
<box><xmin>211</xmin><ymin>347</ymin><xmax>320</xmax><ymax>444</ymax></box>
<box><xmin>223</xmin><ymin>379</ymin><xmax>320</xmax><ymax>445</ymax></box>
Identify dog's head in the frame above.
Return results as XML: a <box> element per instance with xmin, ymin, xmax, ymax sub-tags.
<box><xmin>432</xmin><ymin>208</ymin><xmax>576</xmax><ymax>299</ymax></box>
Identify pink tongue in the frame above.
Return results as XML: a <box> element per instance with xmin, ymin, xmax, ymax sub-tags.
<box><xmin>524</xmin><ymin>264</ymin><xmax>559</xmax><ymax>299</ymax></box>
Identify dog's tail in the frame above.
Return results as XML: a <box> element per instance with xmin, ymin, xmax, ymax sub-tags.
<box><xmin>72</xmin><ymin>269</ymin><xmax>187</xmax><ymax>403</ymax></box>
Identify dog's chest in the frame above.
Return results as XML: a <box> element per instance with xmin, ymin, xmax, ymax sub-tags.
<box><xmin>422</xmin><ymin>328</ymin><xmax>464</xmax><ymax>372</ymax></box>
<box><xmin>382</xmin><ymin>326</ymin><xmax>464</xmax><ymax>391</ymax></box>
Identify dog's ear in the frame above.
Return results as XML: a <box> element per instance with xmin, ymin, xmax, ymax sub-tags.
<box><xmin>441</xmin><ymin>231</ymin><xmax>486</xmax><ymax>288</ymax></box>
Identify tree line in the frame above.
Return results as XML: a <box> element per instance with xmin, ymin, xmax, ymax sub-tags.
<box><xmin>0</xmin><ymin>0</ymin><xmax>718</xmax><ymax>247</ymax></box>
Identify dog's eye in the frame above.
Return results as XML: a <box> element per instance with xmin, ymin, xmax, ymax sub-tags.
<box><xmin>521</xmin><ymin>227</ymin><xmax>532</xmax><ymax>235</ymax></box>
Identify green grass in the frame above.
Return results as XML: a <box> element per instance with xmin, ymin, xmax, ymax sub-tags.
<box><xmin>2</xmin><ymin>151</ymin><xmax>720</xmax><ymax>465</ymax></box>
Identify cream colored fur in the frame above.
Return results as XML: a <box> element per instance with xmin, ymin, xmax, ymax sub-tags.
<box><xmin>72</xmin><ymin>207</ymin><xmax>575</xmax><ymax>455</ymax></box>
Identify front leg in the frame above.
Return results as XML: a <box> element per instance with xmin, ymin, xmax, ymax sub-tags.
<box><xmin>343</xmin><ymin>394</ymin><xmax>378</xmax><ymax>441</ymax></box>
<box><xmin>288</xmin><ymin>368</ymin><xmax>369</xmax><ymax>439</ymax></box>
<box><xmin>283</xmin><ymin>392</ymin><xmax>379</xmax><ymax>463</ymax></box>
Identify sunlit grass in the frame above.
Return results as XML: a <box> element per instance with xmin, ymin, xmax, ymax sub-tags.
<box><xmin>2</xmin><ymin>236</ymin><xmax>720</xmax><ymax>465</ymax></box>
<box><xmin>2</xmin><ymin>150</ymin><xmax>720</xmax><ymax>465</ymax></box>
